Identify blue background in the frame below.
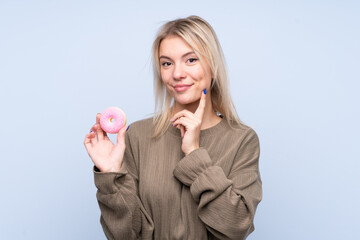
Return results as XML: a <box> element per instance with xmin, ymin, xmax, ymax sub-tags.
<box><xmin>0</xmin><ymin>0</ymin><xmax>359</xmax><ymax>239</ymax></box>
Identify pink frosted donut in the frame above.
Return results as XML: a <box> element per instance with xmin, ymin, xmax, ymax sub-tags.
<box><xmin>100</xmin><ymin>107</ymin><xmax>127</xmax><ymax>134</ymax></box>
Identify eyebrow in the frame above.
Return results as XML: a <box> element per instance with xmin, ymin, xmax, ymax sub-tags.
<box><xmin>159</xmin><ymin>51</ymin><xmax>196</xmax><ymax>60</ymax></box>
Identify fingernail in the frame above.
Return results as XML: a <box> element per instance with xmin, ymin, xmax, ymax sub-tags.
<box><xmin>203</xmin><ymin>89</ymin><xmax>207</xmax><ymax>94</ymax></box>
<box><xmin>126</xmin><ymin>126</ymin><xmax>129</xmax><ymax>131</ymax></box>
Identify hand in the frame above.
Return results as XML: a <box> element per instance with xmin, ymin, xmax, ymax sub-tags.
<box><xmin>170</xmin><ymin>90</ymin><xmax>206</xmax><ymax>155</ymax></box>
<box><xmin>84</xmin><ymin>113</ymin><xmax>127</xmax><ymax>172</ymax></box>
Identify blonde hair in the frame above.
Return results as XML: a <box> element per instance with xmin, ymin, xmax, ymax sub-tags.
<box><xmin>151</xmin><ymin>15</ymin><xmax>242</xmax><ymax>138</ymax></box>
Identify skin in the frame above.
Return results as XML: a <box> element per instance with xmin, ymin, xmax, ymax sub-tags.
<box><xmin>160</xmin><ymin>35</ymin><xmax>222</xmax><ymax>154</ymax></box>
<box><xmin>84</xmin><ymin>35</ymin><xmax>222</xmax><ymax>172</ymax></box>
<box><xmin>84</xmin><ymin>114</ymin><xmax>127</xmax><ymax>172</ymax></box>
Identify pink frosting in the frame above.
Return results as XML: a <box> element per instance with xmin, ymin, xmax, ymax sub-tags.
<box><xmin>100</xmin><ymin>107</ymin><xmax>127</xmax><ymax>134</ymax></box>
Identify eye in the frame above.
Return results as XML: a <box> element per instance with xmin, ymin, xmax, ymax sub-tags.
<box><xmin>161</xmin><ymin>62</ymin><xmax>172</xmax><ymax>67</ymax></box>
<box><xmin>187</xmin><ymin>58</ymin><xmax>198</xmax><ymax>64</ymax></box>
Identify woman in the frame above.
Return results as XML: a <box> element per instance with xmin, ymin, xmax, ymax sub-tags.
<box><xmin>84</xmin><ymin>15</ymin><xmax>262</xmax><ymax>240</ymax></box>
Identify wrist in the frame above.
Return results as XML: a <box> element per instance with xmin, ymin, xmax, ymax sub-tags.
<box><xmin>98</xmin><ymin>163</ymin><xmax>122</xmax><ymax>173</ymax></box>
<box><xmin>185</xmin><ymin>145</ymin><xmax>199</xmax><ymax>156</ymax></box>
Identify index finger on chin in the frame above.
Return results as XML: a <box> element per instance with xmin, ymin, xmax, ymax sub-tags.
<box><xmin>195</xmin><ymin>89</ymin><xmax>206</xmax><ymax>118</ymax></box>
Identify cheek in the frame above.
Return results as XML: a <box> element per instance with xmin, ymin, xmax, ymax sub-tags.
<box><xmin>160</xmin><ymin>70</ymin><xmax>170</xmax><ymax>83</ymax></box>
<box><xmin>192</xmin><ymin>65</ymin><xmax>209</xmax><ymax>80</ymax></box>
<box><xmin>160</xmin><ymin>71</ymin><xmax>174</xmax><ymax>93</ymax></box>
<box><xmin>193</xmin><ymin>67</ymin><xmax>211</xmax><ymax>88</ymax></box>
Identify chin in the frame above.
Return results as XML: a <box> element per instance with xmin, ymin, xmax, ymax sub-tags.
<box><xmin>174</xmin><ymin>95</ymin><xmax>199</xmax><ymax>106</ymax></box>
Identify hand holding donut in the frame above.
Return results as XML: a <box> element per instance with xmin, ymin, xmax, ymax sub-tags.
<box><xmin>84</xmin><ymin>110</ymin><xmax>127</xmax><ymax>173</ymax></box>
<box><xmin>170</xmin><ymin>89</ymin><xmax>206</xmax><ymax>155</ymax></box>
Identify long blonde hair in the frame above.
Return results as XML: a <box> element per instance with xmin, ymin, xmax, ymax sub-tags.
<box><xmin>151</xmin><ymin>15</ymin><xmax>242</xmax><ymax>138</ymax></box>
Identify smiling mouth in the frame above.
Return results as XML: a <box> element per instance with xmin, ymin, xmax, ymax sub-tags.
<box><xmin>174</xmin><ymin>84</ymin><xmax>192</xmax><ymax>92</ymax></box>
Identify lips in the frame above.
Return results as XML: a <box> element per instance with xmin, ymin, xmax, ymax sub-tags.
<box><xmin>174</xmin><ymin>84</ymin><xmax>193</xmax><ymax>92</ymax></box>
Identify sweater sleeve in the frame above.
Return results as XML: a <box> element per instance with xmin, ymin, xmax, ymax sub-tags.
<box><xmin>93</xmin><ymin>131</ymin><xmax>154</xmax><ymax>240</ymax></box>
<box><xmin>173</xmin><ymin>128</ymin><xmax>262</xmax><ymax>240</ymax></box>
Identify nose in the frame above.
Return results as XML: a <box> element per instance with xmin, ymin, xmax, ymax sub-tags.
<box><xmin>173</xmin><ymin>63</ymin><xmax>186</xmax><ymax>80</ymax></box>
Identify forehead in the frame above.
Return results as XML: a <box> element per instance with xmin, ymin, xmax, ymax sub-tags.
<box><xmin>159</xmin><ymin>35</ymin><xmax>196</xmax><ymax>57</ymax></box>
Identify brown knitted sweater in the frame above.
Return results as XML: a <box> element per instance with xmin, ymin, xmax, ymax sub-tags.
<box><xmin>93</xmin><ymin>117</ymin><xmax>262</xmax><ymax>240</ymax></box>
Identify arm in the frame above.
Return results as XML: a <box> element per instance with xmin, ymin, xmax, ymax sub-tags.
<box><xmin>173</xmin><ymin>128</ymin><xmax>262</xmax><ymax>240</ymax></box>
<box><xmin>93</xmin><ymin>131</ymin><xmax>154</xmax><ymax>240</ymax></box>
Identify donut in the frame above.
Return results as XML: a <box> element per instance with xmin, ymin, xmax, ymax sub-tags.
<box><xmin>100</xmin><ymin>107</ymin><xmax>127</xmax><ymax>134</ymax></box>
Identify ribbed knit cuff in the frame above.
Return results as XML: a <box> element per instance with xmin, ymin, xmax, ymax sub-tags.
<box><xmin>93</xmin><ymin>165</ymin><xmax>128</xmax><ymax>194</ymax></box>
<box><xmin>173</xmin><ymin>148</ymin><xmax>213</xmax><ymax>186</ymax></box>
<box><xmin>190</xmin><ymin>166</ymin><xmax>232</xmax><ymax>203</ymax></box>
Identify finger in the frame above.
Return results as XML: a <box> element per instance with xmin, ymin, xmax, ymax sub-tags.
<box><xmin>116</xmin><ymin>125</ymin><xmax>127</xmax><ymax>147</ymax></box>
<box><xmin>89</xmin><ymin>125</ymin><xmax>98</xmax><ymax>144</ymax></box>
<box><xmin>89</xmin><ymin>124</ymin><xmax>96</xmax><ymax>133</ymax></box>
<box><xmin>172</xmin><ymin>117</ymin><xmax>194</xmax><ymax>130</ymax></box>
<box><xmin>84</xmin><ymin>133</ymin><xmax>93</xmax><ymax>150</ymax></box>
<box><xmin>103</xmin><ymin>130</ymin><xmax>109</xmax><ymax>140</ymax></box>
<box><xmin>194</xmin><ymin>89</ymin><xmax>206</xmax><ymax>119</ymax></box>
<box><xmin>180</xmin><ymin>125</ymin><xmax>185</xmax><ymax>138</ymax></box>
<box><xmin>95</xmin><ymin>114</ymin><xmax>110</xmax><ymax>140</ymax></box>
<box><xmin>170</xmin><ymin>110</ymin><xmax>195</xmax><ymax>123</ymax></box>
<box><xmin>94</xmin><ymin>113</ymin><xmax>107</xmax><ymax>141</ymax></box>
<box><xmin>95</xmin><ymin>113</ymin><xmax>107</xmax><ymax>140</ymax></box>
<box><xmin>88</xmin><ymin>123</ymin><xmax>98</xmax><ymax>144</ymax></box>
<box><xmin>175</xmin><ymin>124</ymin><xmax>185</xmax><ymax>138</ymax></box>
<box><xmin>96</xmin><ymin>113</ymin><xmax>101</xmax><ymax>124</ymax></box>
<box><xmin>95</xmin><ymin>122</ymin><xmax>106</xmax><ymax>141</ymax></box>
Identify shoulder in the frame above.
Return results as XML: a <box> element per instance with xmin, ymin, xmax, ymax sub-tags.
<box><xmin>128</xmin><ymin>116</ymin><xmax>154</xmax><ymax>131</ymax></box>
<box><xmin>222</xmin><ymin>118</ymin><xmax>260</xmax><ymax>146</ymax></box>
<box><xmin>126</xmin><ymin>116</ymin><xmax>154</xmax><ymax>140</ymax></box>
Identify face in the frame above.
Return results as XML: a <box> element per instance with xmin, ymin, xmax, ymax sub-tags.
<box><xmin>159</xmin><ymin>35</ymin><xmax>212</xmax><ymax>107</ymax></box>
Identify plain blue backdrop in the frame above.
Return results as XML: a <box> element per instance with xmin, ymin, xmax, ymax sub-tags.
<box><xmin>0</xmin><ymin>0</ymin><xmax>359</xmax><ymax>239</ymax></box>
